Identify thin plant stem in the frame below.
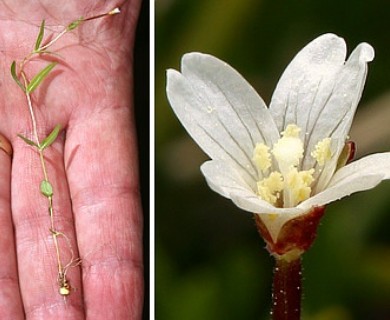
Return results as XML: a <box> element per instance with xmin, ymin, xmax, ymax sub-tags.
<box><xmin>39</xmin><ymin>7</ymin><xmax>120</xmax><ymax>52</ymax></box>
<box><xmin>49</xmin><ymin>201</ymin><xmax>63</xmax><ymax>275</ymax></box>
<box><xmin>21</xmin><ymin>72</ymin><xmax>67</xmax><ymax>289</ymax></box>
<box><xmin>39</xmin><ymin>29</ymin><xmax>67</xmax><ymax>52</ymax></box>
<box><xmin>12</xmin><ymin>5</ymin><xmax>121</xmax><ymax>297</ymax></box>
<box><xmin>271</xmin><ymin>257</ymin><xmax>302</xmax><ymax>320</ymax></box>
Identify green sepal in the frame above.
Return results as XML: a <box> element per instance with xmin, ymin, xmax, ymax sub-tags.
<box><xmin>40</xmin><ymin>180</ymin><xmax>53</xmax><ymax>197</ymax></box>
<box><xmin>40</xmin><ymin>124</ymin><xmax>61</xmax><ymax>150</ymax></box>
<box><xmin>10</xmin><ymin>61</ymin><xmax>25</xmax><ymax>91</ymax></box>
<box><xmin>17</xmin><ymin>134</ymin><xmax>39</xmax><ymax>148</ymax></box>
<box><xmin>26</xmin><ymin>62</ymin><xmax>57</xmax><ymax>93</ymax></box>
<box><xmin>67</xmin><ymin>17</ymin><xmax>83</xmax><ymax>31</ymax></box>
<box><xmin>34</xmin><ymin>20</ymin><xmax>45</xmax><ymax>51</ymax></box>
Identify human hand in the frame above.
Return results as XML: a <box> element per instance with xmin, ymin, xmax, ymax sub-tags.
<box><xmin>0</xmin><ymin>1</ymin><xmax>143</xmax><ymax>318</ymax></box>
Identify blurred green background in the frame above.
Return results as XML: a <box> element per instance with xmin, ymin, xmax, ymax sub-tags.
<box><xmin>155</xmin><ymin>0</ymin><xmax>390</xmax><ymax>319</ymax></box>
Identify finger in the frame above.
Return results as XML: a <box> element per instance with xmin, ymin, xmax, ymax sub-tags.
<box><xmin>0</xmin><ymin>134</ymin><xmax>24</xmax><ymax>319</ymax></box>
<box><xmin>11</xmin><ymin>131</ymin><xmax>84</xmax><ymax>318</ymax></box>
<box><xmin>65</xmin><ymin>106</ymin><xmax>143</xmax><ymax>319</ymax></box>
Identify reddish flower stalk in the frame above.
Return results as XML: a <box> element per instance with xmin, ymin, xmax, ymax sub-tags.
<box><xmin>255</xmin><ymin>207</ymin><xmax>325</xmax><ymax>318</ymax></box>
<box><xmin>272</xmin><ymin>257</ymin><xmax>302</xmax><ymax>320</ymax></box>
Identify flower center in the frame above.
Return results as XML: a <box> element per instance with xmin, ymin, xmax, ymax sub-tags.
<box><xmin>252</xmin><ymin>124</ymin><xmax>331</xmax><ymax>207</ymax></box>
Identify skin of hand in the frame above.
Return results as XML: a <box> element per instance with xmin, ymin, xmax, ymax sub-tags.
<box><xmin>0</xmin><ymin>1</ymin><xmax>143</xmax><ymax>319</ymax></box>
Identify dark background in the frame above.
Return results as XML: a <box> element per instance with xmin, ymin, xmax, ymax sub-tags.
<box><xmin>133</xmin><ymin>0</ymin><xmax>149</xmax><ymax>318</ymax></box>
<box><xmin>156</xmin><ymin>0</ymin><xmax>390</xmax><ymax>319</ymax></box>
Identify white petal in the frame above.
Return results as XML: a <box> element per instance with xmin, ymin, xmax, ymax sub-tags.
<box><xmin>304</xmin><ymin>42</ymin><xmax>374</xmax><ymax>149</ymax></box>
<box><xmin>201</xmin><ymin>160</ymin><xmax>308</xmax><ymax>241</ymax></box>
<box><xmin>329</xmin><ymin>152</ymin><xmax>390</xmax><ymax>185</ymax></box>
<box><xmin>307</xmin><ymin>42</ymin><xmax>375</xmax><ymax>190</ymax></box>
<box><xmin>269</xmin><ymin>33</ymin><xmax>347</xmax><ymax>138</ymax></box>
<box><xmin>299</xmin><ymin>153</ymin><xmax>390</xmax><ymax>210</ymax></box>
<box><xmin>200</xmin><ymin>160</ymin><xmax>256</xmax><ymax>198</ymax></box>
<box><xmin>268</xmin><ymin>33</ymin><xmax>375</xmax><ymax>186</ymax></box>
<box><xmin>166</xmin><ymin>53</ymin><xmax>279</xmax><ymax>185</ymax></box>
<box><xmin>181</xmin><ymin>53</ymin><xmax>279</xmax><ymax>147</ymax></box>
<box><xmin>201</xmin><ymin>160</ymin><xmax>302</xmax><ymax>213</ymax></box>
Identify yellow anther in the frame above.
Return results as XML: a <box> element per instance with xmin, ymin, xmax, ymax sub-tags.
<box><xmin>281</xmin><ymin>124</ymin><xmax>301</xmax><ymax>138</ymax></box>
<box><xmin>253</xmin><ymin>143</ymin><xmax>271</xmax><ymax>172</ymax></box>
<box><xmin>257</xmin><ymin>171</ymin><xmax>283</xmax><ymax>205</ymax></box>
<box><xmin>285</xmin><ymin>168</ymin><xmax>314</xmax><ymax>206</ymax></box>
<box><xmin>311</xmin><ymin>137</ymin><xmax>332</xmax><ymax>166</ymax></box>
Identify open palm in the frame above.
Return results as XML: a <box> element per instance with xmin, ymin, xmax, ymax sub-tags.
<box><xmin>0</xmin><ymin>1</ymin><xmax>143</xmax><ymax>319</ymax></box>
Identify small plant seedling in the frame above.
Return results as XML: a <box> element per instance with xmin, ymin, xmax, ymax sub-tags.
<box><xmin>10</xmin><ymin>6</ymin><xmax>121</xmax><ymax>298</ymax></box>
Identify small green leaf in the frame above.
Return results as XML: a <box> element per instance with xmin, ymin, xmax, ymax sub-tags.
<box><xmin>67</xmin><ymin>17</ymin><xmax>83</xmax><ymax>31</ymax></box>
<box><xmin>17</xmin><ymin>134</ymin><xmax>39</xmax><ymax>148</ymax></box>
<box><xmin>40</xmin><ymin>124</ymin><xmax>62</xmax><ymax>150</ymax></box>
<box><xmin>10</xmin><ymin>61</ymin><xmax>25</xmax><ymax>91</ymax></box>
<box><xmin>26</xmin><ymin>62</ymin><xmax>57</xmax><ymax>93</ymax></box>
<box><xmin>34</xmin><ymin>20</ymin><xmax>45</xmax><ymax>51</ymax></box>
<box><xmin>40</xmin><ymin>180</ymin><xmax>53</xmax><ymax>197</ymax></box>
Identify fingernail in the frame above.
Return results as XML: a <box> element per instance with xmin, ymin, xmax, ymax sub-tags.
<box><xmin>0</xmin><ymin>134</ymin><xmax>12</xmax><ymax>156</ymax></box>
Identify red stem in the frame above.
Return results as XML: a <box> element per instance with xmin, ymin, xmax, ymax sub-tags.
<box><xmin>272</xmin><ymin>257</ymin><xmax>302</xmax><ymax>320</ymax></box>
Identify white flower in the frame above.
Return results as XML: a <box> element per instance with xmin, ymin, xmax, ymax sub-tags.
<box><xmin>166</xmin><ymin>33</ymin><xmax>390</xmax><ymax>242</ymax></box>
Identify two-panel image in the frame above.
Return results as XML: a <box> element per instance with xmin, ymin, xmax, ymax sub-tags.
<box><xmin>0</xmin><ymin>1</ymin><xmax>389</xmax><ymax>319</ymax></box>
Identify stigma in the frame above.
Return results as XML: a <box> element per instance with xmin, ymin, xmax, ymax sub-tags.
<box><xmin>252</xmin><ymin>124</ymin><xmax>332</xmax><ymax>208</ymax></box>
